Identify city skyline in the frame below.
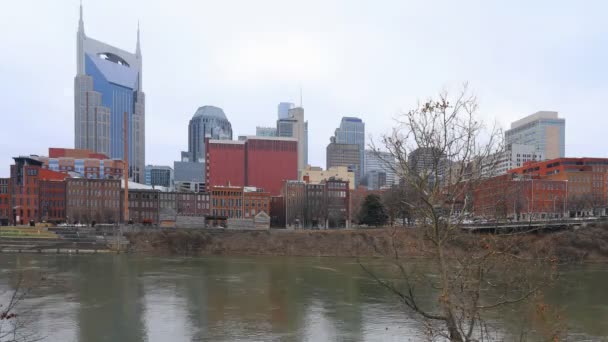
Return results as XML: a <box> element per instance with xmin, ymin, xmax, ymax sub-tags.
<box><xmin>2</xmin><ymin>0</ymin><xmax>608</xmax><ymax>177</ymax></box>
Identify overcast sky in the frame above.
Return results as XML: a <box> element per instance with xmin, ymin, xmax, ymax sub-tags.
<box><xmin>1</xmin><ymin>0</ymin><xmax>607</xmax><ymax>177</ymax></box>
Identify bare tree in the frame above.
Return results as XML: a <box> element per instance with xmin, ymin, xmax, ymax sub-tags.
<box><xmin>363</xmin><ymin>85</ymin><xmax>558</xmax><ymax>341</ymax></box>
<box><xmin>0</xmin><ymin>275</ymin><xmax>42</xmax><ymax>342</ymax></box>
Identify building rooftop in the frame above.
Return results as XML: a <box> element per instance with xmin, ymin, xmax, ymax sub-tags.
<box><xmin>192</xmin><ymin>106</ymin><xmax>228</xmax><ymax>120</ymax></box>
<box><xmin>510</xmin><ymin>111</ymin><xmax>561</xmax><ymax>129</ymax></box>
<box><xmin>341</xmin><ymin>117</ymin><xmax>363</xmax><ymax>123</ymax></box>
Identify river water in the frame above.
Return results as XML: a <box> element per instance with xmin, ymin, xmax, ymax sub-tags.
<box><xmin>0</xmin><ymin>254</ymin><xmax>606</xmax><ymax>341</ymax></box>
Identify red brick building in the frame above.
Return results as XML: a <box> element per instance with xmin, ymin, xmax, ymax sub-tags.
<box><xmin>66</xmin><ymin>178</ymin><xmax>121</xmax><ymax>224</ymax></box>
<box><xmin>0</xmin><ymin>178</ymin><xmax>9</xmax><ymax>225</ymax></box>
<box><xmin>206</xmin><ymin>137</ymin><xmax>298</xmax><ymax>195</ymax></box>
<box><xmin>473</xmin><ymin>174</ymin><xmax>568</xmax><ymax>220</ymax></box>
<box><xmin>39</xmin><ymin>179</ymin><xmax>67</xmax><ymax>223</ymax></box>
<box><xmin>9</xmin><ymin>157</ymin><xmax>67</xmax><ymax>225</ymax></box>
<box><xmin>509</xmin><ymin>158</ymin><xmax>608</xmax><ymax>215</ymax></box>
<box><xmin>206</xmin><ymin>140</ymin><xmax>246</xmax><ymax>188</ymax></box>
<box><xmin>209</xmin><ymin>185</ymin><xmax>270</xmax><ymax>221</ymax></box>
<box><xmin>245</xmin><ymin>137</ymin><xmax>298</xmax><ymax>195</ymax></box>
<box><xmin>122</xmin><ymin>189</ymin><xmax>160</xmax><ymax>224</ymax></box>
<box><xmin>281</xmin><ymin>178</ymin><xmax>350</xmax><ymax>228</ymax></box>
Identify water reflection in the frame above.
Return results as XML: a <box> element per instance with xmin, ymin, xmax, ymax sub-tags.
<box><xmin>0</xmin><ymin>255</ymin><xmax>606</xmax><ymax>341</ymax></box>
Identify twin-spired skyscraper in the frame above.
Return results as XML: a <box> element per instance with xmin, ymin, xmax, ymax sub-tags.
<box><xmin>74</xmin><ymin>4</ymin><xmax>145</xmax><ymax>182</ymax></box>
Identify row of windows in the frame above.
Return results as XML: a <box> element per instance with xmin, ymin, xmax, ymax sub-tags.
<box><xmin>129</xmin><ymin>201</ymin><xmax>157</xmax><ymax>208</ymax></box>
<box><xmin>69</xmin><ymin>199</ymin><xmax>119</xmax><ymax>208</ymax></box>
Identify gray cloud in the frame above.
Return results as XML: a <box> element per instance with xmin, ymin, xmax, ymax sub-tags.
<box><xmin>1</xmin><ymin>0</ymin><xmax>606</xmax><ymax>177</ymax></box>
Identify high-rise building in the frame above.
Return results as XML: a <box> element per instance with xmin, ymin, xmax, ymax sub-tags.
<box><xmin>206</xmin><ymin>136</ymin><xmax>298</xmax><ymax>195</ymax></box>
<box><xmin>277</xmin><ymin>107</ymin><xmax>308</xmax><ymax>172</ymax></box>
<box><xmin>256</xmin><ymin>126</ymin><xmax>277</xmax><ymax>137</ymax></box>
<box><xmin>334</xmin><ymin>117</ymin><xmax>365</xmax><ymax>184</ymax></box>
<box><xmin>408</xmin><ymin>147</ymin><xmax>448</xmax><ymax>185</ymax></box>
<box><xmin>326</xmin><ymin>141</ymin><xmax>361</xmax><ymax>185</ymax></box>
<box><xmin>144</xmin><ymin>165</ymin><xmax>174</xmax><ymax>189</ymax></box>
<box><xmin>364</xmin><ymin>150</ymin><xmax>397</xmax><ymax>189</ymax></box>
<box><xmin>74</xmin><ymin>3</ymin><xmax>145</xmax><ymax>182</ymax></box>
<box><xmin>481</xmin><ymin>144</ymin><xmax>544</xmax><ymax>178</ymax></box>
<box><xmin>277</xmin><ymin>102</ymin><xmax>295</xmax><ymax>119</ymax></box>
<box><xmin>186</xmin><ymin>106</ymin><xmax>233</xmax><ymax>163</ymax></box>
<box><xmin>505</xmin><ymin>111</ymin><xmax>565</xmax><ymax>160</ymax></box>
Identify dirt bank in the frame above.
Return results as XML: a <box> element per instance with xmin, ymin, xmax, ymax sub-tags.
<box><xmin>125</xmin><ymin>225</ymin><xmax>608</xmax><ymax>262</ymax></box>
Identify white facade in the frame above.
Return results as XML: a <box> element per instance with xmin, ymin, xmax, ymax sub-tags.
<box><xmin>482</xmin><ymin>144</ymin><xmax>544</xmax><ymax>178</ymax></box>
<box><xmin>506</xmin><ymin>111</ymin><xmax>565</xmax><ymax>160</ymax></box>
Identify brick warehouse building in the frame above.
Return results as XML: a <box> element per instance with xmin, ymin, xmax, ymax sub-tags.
<box><xmin>39</xmin><ymin>178</ymin><xmax>68</xmax><ymax>223</ymax></box>
<box><xmin>508</xmin><ymin>158</ymin><xmax>608</xmax><ymax>215</ymax></box>
<box><xmin>473</xmin><ymin>173</ymin><xmax>568</xmax><ymax>220</ymax></box>
<box><xmin>9</xmin><ymin>157</ymin><xmax>68</xmax><ymax>225</ymax></box>
<box><xmin>279</xmin><ymin>177</ymin><xmax>350</xmax><ymax>229</ymax></box>
<box><xmin>0</xmin><ymin>178</ymin><xmax>10</xmax><ymax>225</ymax></box>
<box><xmin>206</xmin><ymin>136</ymin><xmax>298</xmax><ymax>195</ymax></box>
<box><xmin>66</xmin><ymin>178</ymin><xmax>121</xmax><ymax>224</ymax></box>
<box><xmin>209</xmin><ymin>185</ymin><xmax>270</xmax><ymax>226</ymax></box>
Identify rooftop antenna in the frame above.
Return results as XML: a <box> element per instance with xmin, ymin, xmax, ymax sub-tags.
<box><xmin>299</xmin><ymin>84</ymin><xmax>303</xmax><ymax>108</ymax></box>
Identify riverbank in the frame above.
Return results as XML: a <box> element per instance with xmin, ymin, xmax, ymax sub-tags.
<box><xmin>125</xmin><ymin>225</ymin><xmax>608</xmax><ymax>261</ymax></box>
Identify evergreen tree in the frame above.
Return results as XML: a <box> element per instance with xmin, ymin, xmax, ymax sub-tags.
<box><xmin>358</xmin><ymin>194</ymin><xmax>388</xmax><ymax>226</ymax></box>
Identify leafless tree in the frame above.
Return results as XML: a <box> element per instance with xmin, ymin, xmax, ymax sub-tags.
<box><xmin>362</xmin><ymin>85</ymin><xmax>558</xmax><ymax>341</ymax></box>
<box><xmin>0</xmin><ymin>275</ymin><xmax>42</xmax><ymax>342</ymax></box>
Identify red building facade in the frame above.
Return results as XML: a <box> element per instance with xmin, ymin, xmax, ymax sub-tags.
<box><xmin>509</xmin><ymin>158</ymin><xmax>608</xmax><ymax>214</ymax></box>
<box><xmin>39</xmin><ymin>179</ymin><xmax>67</xmax><ymax>223</ymax></box>
<box><xmin>206</xmin><ymin>140</ymin><xmax>246</xmax><ymax>188</ymax></box>
<box><xmin>9</xmin><ymin>157</ymin><xmax>67</xmax><ymax>225</ymax></box>
<box><xmin>206</xmin><ymin>137</ymin><xmax>298</xmax><ymax>195</ymax></box>
<box><xmin>0</xmin><ymin>178</ymin><xmax>9</xmax><ymax>225</ymax></box>
<box><xmin>245</xmin><ymin>137</ymin><xmax>298</xmax><ymax>195</ymax></box>
<box><xmin>473</xmin><ymin>174</ymin><xmax>568</xmax><ymax>220</ymax></box>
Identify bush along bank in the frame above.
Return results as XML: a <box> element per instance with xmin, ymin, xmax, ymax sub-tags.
<box><xmin>125</xmin><ymin>225</ymin><xmax>608</xmax><ymax>262</ymax></box>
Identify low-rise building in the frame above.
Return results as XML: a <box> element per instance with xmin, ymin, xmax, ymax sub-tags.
<box><xmin>301</xmin><ymin>165</ymin><xmax>355</xmax><ymax>190</ymax></box>
<box><xmin>282</xmin><ymin>178</ymin><xmax>350</xmax><ymax>229</ymax></box>
<box><xmin>0</xmin><ymin>178</ymin><xmax>10</xmax><ymax>225</ymax></box>
<box><xmin>122</xmin><ymin>189</ymin><xmax>160</xmax><ymax>224</ymax></box>
<box><xmin>209</xmin><ymin>185</ymin><xmax>270</xmax><ymax>227</ymax></box>
<box><xmin>473</xmin><ymin>174</ymin><xmax>568</xmax><ymax>220</ymax></box>
<box><xmin>39</xmin><ymin>179</ymin><xmax>67</xmax><ymax>223</ymax></box>
<box><xmin>66</xmin><ymin>178</ymin><xmax>121</xmax><ymax>224</ymax></box>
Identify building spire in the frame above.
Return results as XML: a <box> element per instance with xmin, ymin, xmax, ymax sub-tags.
<box><xmin>136</xmin><ymin>20</ymin><xmax>141</xmax><ymax>57</ymax></box>
<box><xmin>78</xmin><ymin>0</ymin><xmax>84</xmax><ymax>34</ymax></box>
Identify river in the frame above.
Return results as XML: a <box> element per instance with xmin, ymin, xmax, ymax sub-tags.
<box><xmin>0</xmin><ymin>254</ymin><xmax>606</xmax><ymax>341</ymax></box>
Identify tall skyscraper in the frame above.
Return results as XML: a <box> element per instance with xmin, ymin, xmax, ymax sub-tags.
<box><xmin>186</xmin><ymin>106</ymin><xmax>233</xmax><ymax>163</ymax></box>
<box><xmin>74</xmin><ymin>3</ymin><xmax>145</xmax><ymax>182</ymax></box>
<box><xmin>277</xmin><ymin>107</ymin><xmax>308</xmax><ymax>172</ymax></box>
<box><xmin>505</xmin><ymin>111</ymin><xmax>565</xmax><ymax>160</ymax></box>
<box><xmin>333</xmin><ymin>117</ymin><xmax>365</xmax><ymax>184</ymax></box>
<box><xmin>364</xmin><ymin>150</ymin><xmax>397</xmax><ymax>189</ymax></box>
<box><xmin>256</xmin><ymin>126</ymin><xmax>277</xmax><ymax>137</ymax></box>
<box><xmin>277</xmin><ymin>102</ymin><xmax>295</xmax><ymax>119</ymax></box>
<box><xmin>326</xmin><ymin>140</ymin><xmax>361</xmax><ymax>185</ymax></box>
<box><xmin>408</xmin><ymin>147</ymin><xmax>447</xmax><ymax>185</ymax></box>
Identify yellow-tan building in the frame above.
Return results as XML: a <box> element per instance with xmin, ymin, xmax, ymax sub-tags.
<box><xmin>301</xmin><ymin>165</ymin><xmax>355</xmax><ymax>190</ymax></box>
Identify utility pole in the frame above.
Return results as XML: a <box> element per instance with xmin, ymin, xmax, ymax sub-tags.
<box><xmin>123</xmin><ymin>111</ymin><xmax>129</xmax><ymax>223</ymax></box>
